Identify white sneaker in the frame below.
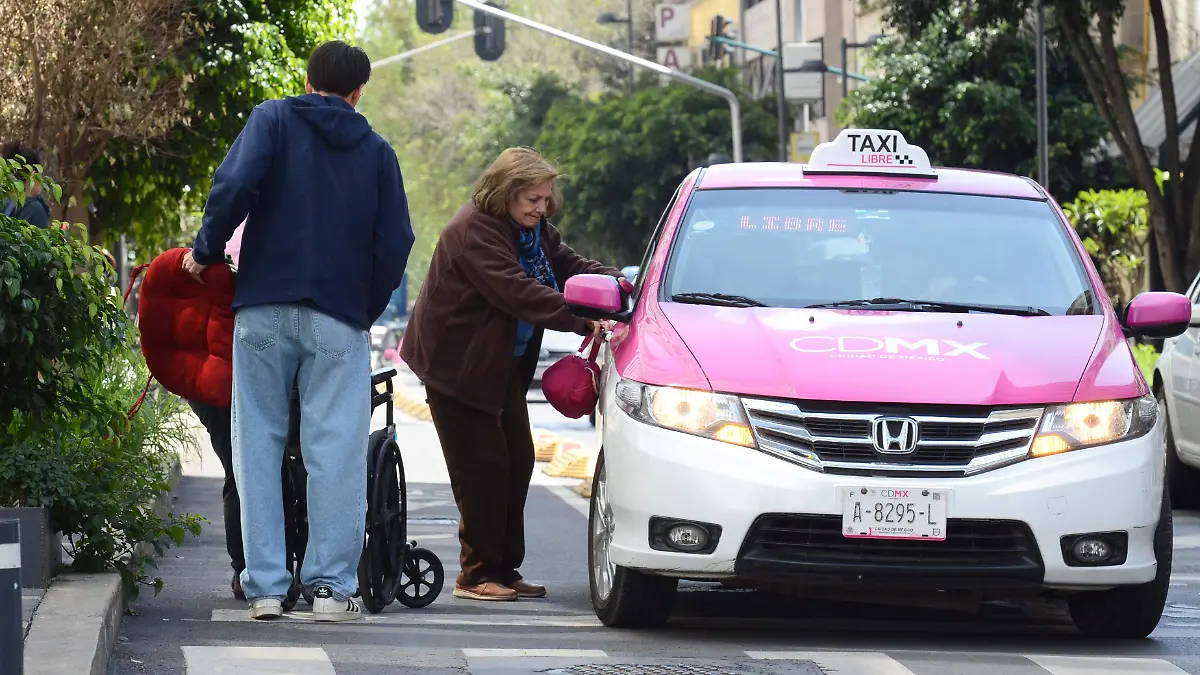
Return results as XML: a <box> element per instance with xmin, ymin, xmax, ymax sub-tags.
<box><xmin>311</xmin><ymin>585</ymin><xmax>363</xmax><ymax>622</ymax></box>
<box><xmin>249</xmin><ymin>598</ymin><xmax>282</xmax><ymax>620</ymax></box>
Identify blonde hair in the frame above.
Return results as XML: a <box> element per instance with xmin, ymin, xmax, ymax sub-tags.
<box><xmin>471</xmin><ymin>147</ymin><xmax>563</xmax><ymax>220</ymax></box>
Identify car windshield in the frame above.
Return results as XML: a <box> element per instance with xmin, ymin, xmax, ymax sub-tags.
<box><xmin>662</xmin><ymin>188</ymin><xmax>1097</xmax><ymax>316</ymax></box>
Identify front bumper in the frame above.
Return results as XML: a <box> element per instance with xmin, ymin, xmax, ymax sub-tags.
<box><xmin>601</xmin><ymin>405</ymin><xmax>1165</xmax><ymax>590</ymax></box>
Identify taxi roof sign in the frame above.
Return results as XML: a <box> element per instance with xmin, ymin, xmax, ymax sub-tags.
<box><xmin>805</xmin><ymin>128</ymin><xmax>936</xmax><ymax>178</ymax></box>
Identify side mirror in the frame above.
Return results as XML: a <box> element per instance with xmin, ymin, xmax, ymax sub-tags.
<box><xmin>1121</xmin><ymin>291</ymin><xmax>1191</xmax><ymax>339</ymax></box>
<box><xmin>564</xmin><ymin>274</ymin><xmax>631</xmax><ymax>322</ymax></box>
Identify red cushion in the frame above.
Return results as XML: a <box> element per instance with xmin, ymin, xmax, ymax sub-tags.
<box><xmin>136</xmin><ymin>248</ymin><xmax>234</xmax><ymax>408</ymax></box>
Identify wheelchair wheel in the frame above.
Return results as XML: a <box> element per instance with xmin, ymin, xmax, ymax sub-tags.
<box><xmin>396</xmin><ymin>547</ymin><xmax>444</xmax><ymax>608</ymax></box>
<box><xmin>358</xmin><ymin>429</ymin><xmax>407</xmax><ymax>614</ymax></box>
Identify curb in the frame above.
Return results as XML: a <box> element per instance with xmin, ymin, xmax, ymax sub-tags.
<box><xmin>391</xmin><ymin>385</ymin><xmax>597</xmax><ymax>488</ymax></box>
<box><xmin>24</xmin><ymin>453</ymin><xmax>184</xmax><ymax>675</ymax></box>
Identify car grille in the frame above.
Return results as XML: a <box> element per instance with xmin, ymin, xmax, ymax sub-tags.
<box><xmin>742</xmin><ymin>398</ymin><xmax>1043</xmax><ymax>476</ymax></box>
<box><xmin>736</xmin><ymin>514</ymin><xmax>1043</xmax><ymax>581</ymax></box>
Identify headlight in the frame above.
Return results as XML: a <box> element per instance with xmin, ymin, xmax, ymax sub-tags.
<box><xmin>614</xmin><ymin>379</ymin><xmax>755</xmax><ymax>448</ymax></box>
<box><xmin>1030</xmin><ymin>393</ymin><xmax>1158</xmax><ymax>458</ymax></box>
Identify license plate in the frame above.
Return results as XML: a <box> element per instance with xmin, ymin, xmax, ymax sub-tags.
<box><xmin>841</xmin><ymin>487</ymin><xmax>947</xmax><ymax>541</ymax></box>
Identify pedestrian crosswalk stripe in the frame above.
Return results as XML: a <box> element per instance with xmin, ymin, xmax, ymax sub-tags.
<box><xmin>747</xmin><ymin>651</ymin><xmax>917</xmax><ymax>675</ymax></box>
<box><xmin>1027</xmin><ymin>655</ymin><xmax>1190</xmax><ymax>674</ymax></box>
<box><xmin>209</xmin><ymin>608</ymin><xmax>603</xmax><ymax>627</ymax></box>
<box><xmin>462</xmin><ymin>649</ymin><xmax>608</xmax><ymax>658</ymax></box>
<box><xmin>182</xmin><ymin>646</ymin><xmax>335</xmax><ymax>674</ymax></box>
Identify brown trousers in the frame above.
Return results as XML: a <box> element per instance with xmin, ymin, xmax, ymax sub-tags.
<box><xmin>426</xmin><ymin>361</ymin><xmax>535</xmax><ymax>586</ymax></box>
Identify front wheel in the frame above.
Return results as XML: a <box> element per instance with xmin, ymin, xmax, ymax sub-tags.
<box><xmin>1160</xmin><ymin>391</ymin><xmax>1200</xmax><ymax>509</ymax></box>
<box><xmin>588</xmin><ymin>452</ymin><xmax>676</xmax><ymax>628</ymax></box>
<box><xmin>1067</xmin><ymin>487</ymin><xmax>1172</xmax><ymax>638</ymax></box>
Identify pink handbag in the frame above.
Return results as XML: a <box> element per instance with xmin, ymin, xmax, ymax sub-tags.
<box><xmin>542</xmin><ymin>333</ymin><xmax>603</xmax><ymax>419</ymax></box>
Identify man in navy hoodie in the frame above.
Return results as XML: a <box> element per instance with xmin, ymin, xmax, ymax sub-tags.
<box><xmin>183</xmin><ymin>41</ymin><xmax>414</xmax><ymax>622</ymax></box>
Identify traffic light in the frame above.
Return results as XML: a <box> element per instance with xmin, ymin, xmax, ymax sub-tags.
<box><xmin>416</xmin><ymin>0</ymin><xmax>454</xmax><ymax>34</ymax></box>
<box><xmin>707</xmin><ymin>15</ymin><xmax>733</xmax><ymax>65</ymax></box>
<box><xmin>474</xmin><ymin>1</ymin><xmax>506</xmax><ymax>61</ymax></box>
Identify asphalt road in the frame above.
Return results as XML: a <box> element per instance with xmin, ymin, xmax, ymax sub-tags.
<box><xmin>109</xmin><ymin>374</ymin><xmax>1200</xmax><ymax>675</ymax></box>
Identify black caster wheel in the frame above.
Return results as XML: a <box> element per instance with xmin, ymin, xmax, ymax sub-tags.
<box><xmin>396</xmin><ymin>547</ymin><xmax>444</xmax><ymax>608</ymax></box>
<box><xmin>303</xmin><ymin>589</ymin><xmax>314</xmax><ymax>606</ymax></box>
<box><xmin>283</xmin><ymin>582</ymin><xmax>301</xmax><ymax>613</ymax></box>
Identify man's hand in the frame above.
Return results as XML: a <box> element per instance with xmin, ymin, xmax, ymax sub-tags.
<box><xmin>183</xmin><ymin>250</ymin><xmax>209</xmax><ymax>284</ymax></box>
<box><xmin>618</xmin><ymin>277</ymin><xmax>634</xmax><ymax>295</ymax></box>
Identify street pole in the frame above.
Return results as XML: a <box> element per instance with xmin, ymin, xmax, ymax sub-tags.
<box><xmin>454</xmin><ymin>0</ymin><xmax>743</xmax><ymax>162</ymax></box>
<box><xmin>774</xmin><ymin>0</ymin><xmax>788</xmax><ymax>162</ymax></box>
<box><xmin>0</xmin><ymin>520</ymin><xmax>22</xmax><ymax>675</ymax></box>
<box><xmin>1036</xmin><ymin>0</ymin><xmax>1049</xmax><ymax>187</ymax></box>
<box><xmin>371</xmin><ymin>29</ymin><xmax>482</xmax><ymax>69</ymax></box>
<box><xmin>626</xmin><ymin>0</ymin><xmax>634</xmax><ymax>96</ymax></box>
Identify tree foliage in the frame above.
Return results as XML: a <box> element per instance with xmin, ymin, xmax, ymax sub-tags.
<box><xmin>0</xmin><ymin>0</ymin><xmax>196</xmax><ymax>238</ymax></box>
<box><xmin>357</xmin><ymin>0</ymin><xmax>660</xmax><ymax>293</ymax></box>
<box><xmin>866</xmin><ymin>0</ymin><xmax>1198</xmax><ymax>292</ymax></box>
<box><xmin>89</xmin><ymin>0</ymin><xmax>354</xmax><ymax>256</ymax></box>
<box><xmin>840</xmin><ymin>7</ymin><xmax>1121</xmax><ymax>200</ymax></box>
<box><xmin>1063</xmin><ymin>185</ymin><xmax>1151</xmax><ymax>305</ymax></box>
<box><xmin>537</xmin><ymin>69</ymin><xmax>779</xmax><ymax>264</ymax></box>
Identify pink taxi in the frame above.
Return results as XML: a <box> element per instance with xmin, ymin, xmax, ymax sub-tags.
<box><xmin>562</xmin><ymin>129</ymin><xmax>1192</xmax><ymax>638</ymax></box>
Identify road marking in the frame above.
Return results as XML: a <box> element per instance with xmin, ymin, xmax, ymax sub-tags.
<box><xmin>747</xmin><ymin>651</ymin><xmax>917</xmax><ymax>675</ymax></box>
<box><xmin>210</xmin><ymin>609</ymin><xmax>603</xmax><ymax>627</ymax></box>
<box><xmin>182</xmin><ymin>646</ymin><xmax>335</xmax><ymax>674</ymax></box>
<box><xmin>462</xmin><ymin>649</ymin><xmax>607</xmax><ymax>658</ymax></box>
<box><xmin>1172</xmin><ymin>534</ymin><xmax>1200</xmax><ymax>550</ymax></box>
<box><xmin>1027</xmin><ymin>655</ymin><xmax>1190</xmax><ymax>674</ymax></box>
<box><xmin>547</xmin><ymin>484</ymin><xmax>590</xmax><ymax>517</ymax></box>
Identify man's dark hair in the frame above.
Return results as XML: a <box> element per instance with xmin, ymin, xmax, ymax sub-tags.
<box><xmin>0</xmin><ymin>141</ymin><xmax>41</xmax><ymax>166</ymax></box>
<box><xmin>307</xmin><ymin>41</ymin><xmax>372</xmax><ymax>98</ymax></box>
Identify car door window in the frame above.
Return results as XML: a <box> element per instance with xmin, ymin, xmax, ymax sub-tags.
<box><xmin>632</xmin><ymin>183</ymin><xmax>683</xmax><ymax>304</ymax></box>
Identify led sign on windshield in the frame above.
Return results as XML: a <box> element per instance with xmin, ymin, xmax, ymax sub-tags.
<box><xmin>738</xmin><ymin>216</ymin><xmax>848</xmax><ymax>233</ymax></box>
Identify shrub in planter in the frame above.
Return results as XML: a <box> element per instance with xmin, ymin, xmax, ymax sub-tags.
<box><xmin>0</xmin><ymin>158</ymin><xmax>125</xmax><ymax>428</ymax></box>
<box><xmin>0</xmin><ymin>156</ymin><xmax>202</xmax><ymax>598</ymax></box>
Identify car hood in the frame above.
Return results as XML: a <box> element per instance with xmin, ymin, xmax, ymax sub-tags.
<box><xmin>658</xmin><ymin>304</ymin><xmax>1116</xmax><ymax>406</ymax></box>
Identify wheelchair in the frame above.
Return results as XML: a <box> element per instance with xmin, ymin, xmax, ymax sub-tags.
<box><xmin>279</xmin><ymin>366</ymin><xmax>444</xmax><ymax>613</ymax></box>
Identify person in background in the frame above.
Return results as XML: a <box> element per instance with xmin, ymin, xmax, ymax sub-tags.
<box><xmin>182</xmin><ymin>40</ymin><xmax>414</xmax><ymax>622</ymax></box>
<box><xmin>401</xmin><ymin>147</ymin><xmax>628</xmax><ymax>602</ymax></box>
<box><xmin>1</xmin><ymin>143</ymin><xmax>51</xmax><ymax>229</ymax></box>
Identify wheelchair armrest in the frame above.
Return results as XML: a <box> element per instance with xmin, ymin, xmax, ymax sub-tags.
<box><xmin>370</xmin><ymin>367</ymin><xmax>398</xmax><ymax>387</ymax></box>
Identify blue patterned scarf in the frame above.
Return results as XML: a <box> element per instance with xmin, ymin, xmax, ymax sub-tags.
<box><xmin>516</xmin><ymin>223</ymin><xmax>557</xmax><ymax>290</ymax></box>
<box><xmin>513</xmin><ymin>222</ymin><xmax>558</xmax><ymax>356</ymax></box>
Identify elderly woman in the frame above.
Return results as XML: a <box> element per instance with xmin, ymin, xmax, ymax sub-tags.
<box><xmin>401</xmin><ymin>147</ymin><xmax>625</xmax><ymax>602</ymax></box>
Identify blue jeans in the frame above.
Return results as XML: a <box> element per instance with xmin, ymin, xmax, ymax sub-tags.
<box><xmin>233</xmin><ymin>303</ymin><xmax>370</xmax><ymax>601</ymax></box>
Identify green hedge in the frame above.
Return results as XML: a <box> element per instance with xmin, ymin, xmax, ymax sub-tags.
<box><xmin>0</xmin><ymin>157</ymin><xmax>201</xmax><ymax>598</ymax></box>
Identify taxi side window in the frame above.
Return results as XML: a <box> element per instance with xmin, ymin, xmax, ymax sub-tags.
<box><xmin>1189</xmin><ymin>276</ymin><xmax>1200</xmax><ymax>305</ymax></box>
<box><xmin>633</xmin><ymin>183</ymin><xmax>682</xmax><ymax>302</ymax></box>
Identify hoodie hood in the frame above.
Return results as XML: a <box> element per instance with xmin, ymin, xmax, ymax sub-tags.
<box><xmin>287</xmin><ymin>93</ymin><xmax>374</xmax><ymax>149</ymax></box>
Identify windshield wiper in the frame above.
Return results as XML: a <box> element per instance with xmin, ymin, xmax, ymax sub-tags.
<box><xmin>805</xmin><ymin>297</ymin><xmax>1051</xmax><ymax>317</ymax></box>
<box><xmin>671</xmin><ymin>292</ymin><xmax>769</xmax><ymax>308</ymax></box>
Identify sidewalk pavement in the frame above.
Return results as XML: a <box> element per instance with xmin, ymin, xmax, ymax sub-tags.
<box><xmin>19</xmin><ymin>368</ymin><xmax>592</xmax><ymax>675</ymax></box>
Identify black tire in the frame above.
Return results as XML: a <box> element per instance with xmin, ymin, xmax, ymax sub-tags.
<box><xmin>588</xmin><ymin>452</ymin><xmax>677</xmax><ymax>628</ymax></box>
<box><xmin>396</xmin><ymin>547</ymin><xmax>444</xmax><ymax>608</ymax></box>
<box><xmin>1067</xmin><ymin>486</ymin><xmax>1172</xmax><ymax>638</ymax></box>
<box><xmin>1160</xmin><ymin>390</ymin><xmax>1200</xmax><ymax>509</ymax></box>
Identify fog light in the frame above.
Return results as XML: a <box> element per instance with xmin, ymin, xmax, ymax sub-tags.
<box><xmin>649</xmin><ymin>517</ymin><xmax>722</xmax><ymax>554</ymax></box>
<box><xmin>1060</xmin><ymin>531</ymin><xmax>1128</xmax><ymax>567</ymax></box>
<box><xmin>667</xmin><ymin>524</ymin><xmax>709</xmax><ymax>552</ymax></box>
<box><xmin>1073</xmin><ymin>537</ymin><xmax>1112</xmax><ymax>563</ymax></box>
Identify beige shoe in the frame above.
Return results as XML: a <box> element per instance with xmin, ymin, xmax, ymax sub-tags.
<box><xmin>452</xmin><ymin>581</ymin><xmax>518</xmax><ymax>601</ymax></box>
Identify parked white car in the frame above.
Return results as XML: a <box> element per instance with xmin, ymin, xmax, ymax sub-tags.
<box><xmin>1152</xmin><ymin>273</ymin><xmax>1200</xmax><ymax>508</ymax></box>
